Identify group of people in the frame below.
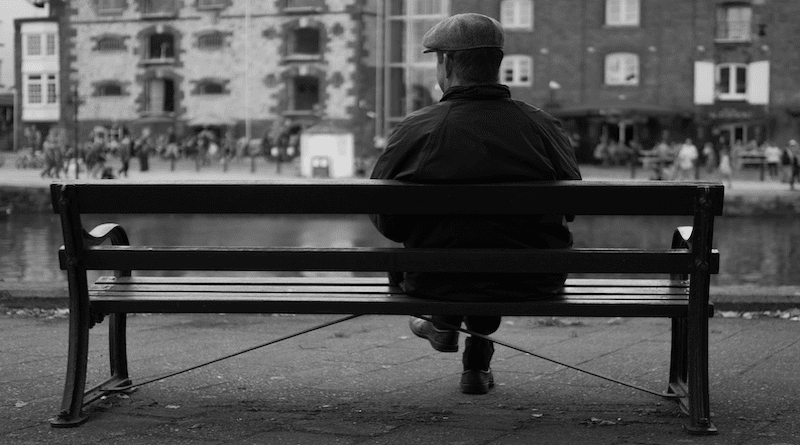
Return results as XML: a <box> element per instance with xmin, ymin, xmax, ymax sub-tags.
<box><xmin>593</xmin><ymin>135</ymin><xmax>800</xmax><ymax>189</ymax></box>
<box><xmin>33</xmin><ymin>121</ymin><xmax>302</xmax><ymax>180</ymax></box>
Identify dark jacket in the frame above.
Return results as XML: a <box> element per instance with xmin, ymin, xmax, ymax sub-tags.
<box><xmin>370</xmin><ymin>84</ymin><xmax>581</xmax><ymax>301</ymax></box>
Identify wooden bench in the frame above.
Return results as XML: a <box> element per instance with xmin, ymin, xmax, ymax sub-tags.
<box><xmin>49</xmin><ymin>179</ymin><xmax>723</xmax><ymax>434</ymax></box>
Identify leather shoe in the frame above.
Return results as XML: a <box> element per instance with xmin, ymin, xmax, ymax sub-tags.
<box><xmin>460</xmin><ymin>369</ymin><xmax>494</xmax><ymax>394</ymax></box>
<box><xmin>409</xmin><ymin>317</ymin><xmax>459</xmax><ymax>352</ymax></box>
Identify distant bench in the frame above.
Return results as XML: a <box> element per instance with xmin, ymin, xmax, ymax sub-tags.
<box><xmin>49</xmin><ymin>179</ymin><xmax>724</xmax><ymax>435</ymax></box>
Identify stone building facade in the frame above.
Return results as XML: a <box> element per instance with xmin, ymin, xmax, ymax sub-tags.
<box><xmin>47</xmin><ymin>0</ymin><xmax>378</xmax><ymax>157</ymax></box>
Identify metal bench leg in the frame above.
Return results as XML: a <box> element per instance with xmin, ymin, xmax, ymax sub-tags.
<box><xmin>109</xmin><ymin>313</ymin><xmax>132</xmax><ymax>385</ymax></box>
<box><xmin>666</xmin><ymin>317</ymin><xmax>688</xmax><ymax>398</ymax></box>
<box><xmin>50</xmin><ymin>275</ymin><xmax>91</xmax><ymax>428</ymax></box>
<box><xmin>684</xmin><ymin>302</ymin><xmax>717</xmax><ymax>435</ymax></box>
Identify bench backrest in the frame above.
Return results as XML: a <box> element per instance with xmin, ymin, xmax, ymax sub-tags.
<box><xmin>51</xmin><ymin>180</ymin><xmax>723</xmax><ymax>275</ymax></box>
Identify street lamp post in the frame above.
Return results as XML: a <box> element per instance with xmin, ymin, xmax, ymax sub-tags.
<box><xmin>71</xmin><ymin>82</ymin><xmax>79</xmax><ymax>179</ymax></box>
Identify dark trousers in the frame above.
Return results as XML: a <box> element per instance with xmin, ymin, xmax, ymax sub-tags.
<box><xmin>432</xmin><ymin>315</ymin><xmax>499</xmax><ymax>371</ymax></box>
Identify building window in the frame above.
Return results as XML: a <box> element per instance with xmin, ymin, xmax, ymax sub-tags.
<box><xmin>605</xmin><ymin>52</ymin><xmax>639</xmax><ymax>85</ymax></box>
<box><xmin>142</xmin><ymin>0</ymin><xmax>176</xmax><ymax>15</ymax></box>
<box><xmin>198</xmin><ymin>81</ymin><xmax>225</xmax><ymax>95</ymax></box>
<box><xmin>717</xmin><ymin>63</ymin><xmax>747</xmax><ymax>100</ymax></box>
<box><xmin>284</xmin><ymin>0</ymin><xmax>324</xmax><ymax>8</ymax></box>
<box><xmin>27</xmin><ymin>35</ymin><xmax>42</xmax><ymax>56</ymax></box>
<box><xmin>98</xmin><ymin>0</ymin><xmax>126</xmax><ymax>13</ymax></box>
<box><xmin>198</xmin><ymin>32</ymin><xmax>225</xmax><ymax>49</ymax></box>
<box><xmin>290</xmin><ymin>28</ymin><xmax>321</xmax><ymax>55</ymax></box>
<box><xmin>97</xmin><ymin>36</ymin><xmax>127</xmax><ymax>52</ymax></box>
<box><xmin>605</xmin><ymin>0</ymin><xmax>640</xmax><ymax>27</ymax></box>
<box><xmin>46</xmin><ymin>34</ymin><xmax>56</xmax><ymax>55</ymax></box>
<box><xmin>97</xmin><ymin>83</ymin><xmax>124</xmax><ymax>96</ymax></box>
<box><xmin>144</xmin><ymin>78</ymin><xmax>175</xmax><ymax>113</ymax></box>
<box><xmin>716</xmin><ymin>5</ymin><xmax>751</xmax><ymax>41</ymax></box>
<box><xmin>147</xmin><ymin>33</ymin><xmax>175</xmax><ymax>60</ymax></box>
<box><xmin>27</xmin><ymin>75</ymin><xmax>42</xmax><ymax>104</ymax></box>
<box><xmin>500</xmin><ymin>0</ymin><xmax>533</xmax><ymax>30</ymax></box>
<box><xmin>408</xmin><ymin>0</ymin><xmax>446</xmax><ymax>15</ymax></box>
<box><xmin>197</xmin><ymin>0</ymin><xmax>226</xmax><ymax>9</ymax></box>
<box><xmin>501</xmin><ymin>55</ymin><xmax>533</xmax><ymax>86</ymax></box>
<box><xmin>46</xmin><ymin>75</ymin><xmax>58</xmax><ymax>103</ymax></box>
<box><xmin>292</xmin><ymin>76</ymin><xmax>319</xmax><ymax>111</ymax></box>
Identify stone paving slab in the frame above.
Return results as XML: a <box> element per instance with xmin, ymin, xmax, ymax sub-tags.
<box><xmin>1</xmin><ymin>313</ymin><xmax>799</xmax><ymax>444</ymax></box>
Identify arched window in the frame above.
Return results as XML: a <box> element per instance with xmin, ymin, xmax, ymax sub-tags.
<box><xmin>606</xmin><ymin>0</ymin><xmax>640</xmax><ymax>26</ymax></box>
<box><xmin>605</xmin><ymin>53</ymin><xmax>639</xmax><ymax>86</ymax></box>
<box><xmin>147</xmin><ymin>33</ymin><xmax>175</xmax><ymax>60</ymax></box>
<box><xmin>501</xmin><ymin>55</ymin><xmax>533</xmax><ymax>87</ymax></box>
<box><xmin>500</xmin><ymin>0</ymin><xmax>533</xmax><ymax>30</ymax></box>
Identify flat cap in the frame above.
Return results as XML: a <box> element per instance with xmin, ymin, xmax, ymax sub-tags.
<box><xmin>422</xmin><ymin>13</ymin><xmax>504</xmax><ymax>53</ymax></box>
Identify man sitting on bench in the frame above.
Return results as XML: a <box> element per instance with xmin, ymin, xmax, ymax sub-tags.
<box><xmin>369</xmin><ymin>13</ymin><xmax>582</xmax><ymax>395</ymax></box>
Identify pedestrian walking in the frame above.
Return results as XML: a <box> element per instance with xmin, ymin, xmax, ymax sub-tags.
<box><xmin>789</xmin><ymin>140</ymin><xmax>800</xmax><ymax>191</ymax></box>
<box><xmin>674</xmin><ymin>138</ymin><xmax>699</xmax><ymax>181</ymax></box>
<box><xmin>718</xmin><ymin>147</ymin><xmax>733</xmax><ymax>189</ymax></box>
<box><xmin>702</xmin><ymin>141</ymin><xmax>717</xmax><ymax>175</ymax></box>
<box><xmin>118</xmin><ymin>131</ymin><xmax>132</xmax><ymax>178</ymax></box>
<box><xmin>763</xmin><ymin>141</ymin><xmax>782</xmax><ymax>180</ymax></box>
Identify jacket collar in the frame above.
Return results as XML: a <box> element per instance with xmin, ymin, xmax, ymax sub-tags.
<box><xmin>440</xmin><ymin>84</ymin><xmax>511</xmax><ymax>102</ymax></box>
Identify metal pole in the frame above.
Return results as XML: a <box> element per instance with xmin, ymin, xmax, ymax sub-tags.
<box><xmin>375</xmin><ymin>0</ymin><xmax>384</xmax><ymax>148</ymax></box>
<box><xmin>73</xmin><ymin>83</ymin><xmax>79</xmax><ymax>179</ymax></box>
<box><xmin>244</xmin><ymin>0</ymin><xmax>251</xmax><ymax>143</ymax></box>
<box><xmin>11</xmin><ymin>86</ymin><xmax>18</xmax><ymax>152</ymax></box>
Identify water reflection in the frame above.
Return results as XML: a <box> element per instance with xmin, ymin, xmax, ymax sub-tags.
<box><xmin>1</xmin><ymin>214</ymin><xmax>795</xmax><ymax>286</ymax></box>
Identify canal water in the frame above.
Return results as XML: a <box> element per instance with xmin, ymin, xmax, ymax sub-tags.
<box><xmin>1</xmin><ymin>213</ymin><xmax>795</xmax><ymax>286</ymax></box>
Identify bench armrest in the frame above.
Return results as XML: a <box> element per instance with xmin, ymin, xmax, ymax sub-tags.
<box><xmin>84</xmin><ymin>223</ymin><xmax>131</xmax><ymax>279</ymax></box>
<box><xmin>670</xmin><ymin>226</ymin><xmax>693</xmax><ymax>281</ymax></box>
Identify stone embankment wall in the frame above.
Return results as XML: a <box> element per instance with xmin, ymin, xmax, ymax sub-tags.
<box><xmin>0</xmin><ymin>186</ymin><xmax>53</xmax><ymax>214</ymax></box>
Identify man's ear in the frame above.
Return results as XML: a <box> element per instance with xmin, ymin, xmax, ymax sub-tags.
<box><xmin>443</xmin><ymin>53</ymin><xmax>453</xmax><ymax>77</ymax></box>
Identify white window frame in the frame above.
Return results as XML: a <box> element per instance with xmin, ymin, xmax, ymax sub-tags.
<box><xmin>45</xmin><ymin>33</ymin><xmax>57</xmax><ymax>56</ymax></box>
<box><xmin>604</xmin><ymin>52</ymin><xmax>639</xmax><ymax>86</ymax></box>
<box><xmin>716</xmin><ymin>5</ymin><xmax>752</xmax><ymax>41</ymax></box>
<box><xmin>500</xmin><ymin>0</ymin><xmax>533</xmax><ymax>31</ymax></box>
<box><xmin>46</xmin><ymin>74</ymin><xmax>58</xmax><ymax>104</ymax></box>
<box><xmin>605</xmin><ymin>0</ymin><xmax>640</xmax><ymax>27</ymax></box>
<box><xmin>501</xmin><ymin>55</ymin><xmax>533</xmax><ymax>87</ymax></box>
<box><xmin>716</xmin><ymin>63</ymin><xmax>747</xmax><ymax>101</ymax></box>
<box><xmin>26</xmin><ymin>75</ymin><xmax>43</xmax><ymax>104</ymax></box>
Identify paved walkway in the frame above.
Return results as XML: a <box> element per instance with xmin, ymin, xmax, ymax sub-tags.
<box><xmin>1</xmin><ymin>312</ymin><xmax>799</xmax><ymax>444</ymax></box>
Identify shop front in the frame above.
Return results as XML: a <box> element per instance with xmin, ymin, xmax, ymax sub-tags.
<box><xmin>550</xmin><ymin>100</ymin><xmax>688</xmax><ymax>164</ymax></box>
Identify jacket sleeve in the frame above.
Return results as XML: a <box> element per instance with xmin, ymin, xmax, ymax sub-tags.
<box><xmin>368</xmin><ymin>121</ymin><xmax>427</xmax><ymax>243</ymax></box>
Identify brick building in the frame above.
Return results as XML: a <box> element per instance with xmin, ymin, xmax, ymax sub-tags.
<box><xmin>378</xmin><ymin>0</ymin><xmax>800</xmax><ymax>163</ymax></box>
<box><xmin>18</xmin><ymin>0</ymin><xmax>379</xmax><ymax>160</ymax></box>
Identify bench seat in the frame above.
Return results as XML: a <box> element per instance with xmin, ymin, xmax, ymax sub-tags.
<box><xmin>90</xmin><ymin>276</ymin><xmax>708</xmax><ymax>318</ymax></box>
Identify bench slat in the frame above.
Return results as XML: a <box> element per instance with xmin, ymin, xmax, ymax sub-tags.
<box><xmin>68</xmin><ymin>247</ymin><xmax>720</xmax><ymax>274</ymax></box>
<box><xmin>91</xmin><ymin>284</ymin><xmax>689</xmax><ymax>296</ymax></box>
<box><xmin>95</xmin><ymin>276</ymin><xmax>690</xmax><ymax>287</ymax></box>
<box><xmin>51</xmin><ymin>180</ymin><xmax>725</xmax><ymax>216</ymax></box>
<box><xmin>88</xmin><ymin>293</ymin><xmax>706</xmax><ymax>318</ymax></box>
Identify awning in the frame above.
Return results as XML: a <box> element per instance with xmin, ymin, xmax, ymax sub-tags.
<box><xmin>549</xmin><ymin>100</ymin><xmax>682</xmax><ymax>119</ymax></box>
<box><xmin>0</xmin><ymin>93</ymin><xmax>14</xmax><ymax>107</ymax></box>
